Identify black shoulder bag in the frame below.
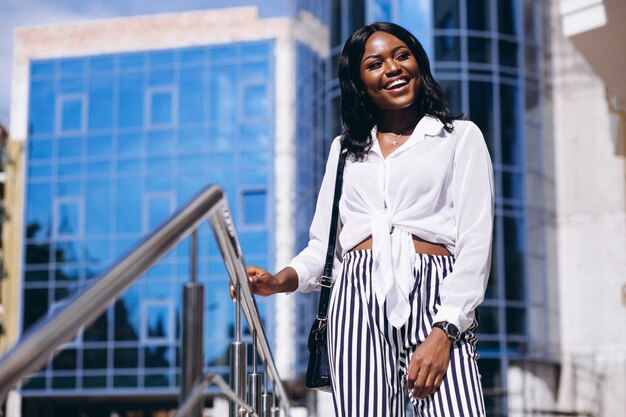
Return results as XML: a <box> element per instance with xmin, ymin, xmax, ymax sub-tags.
<box><xmin>305</xmin><ymin>146</ymin><xmax>347</xmax><ymax>391</ymax></box>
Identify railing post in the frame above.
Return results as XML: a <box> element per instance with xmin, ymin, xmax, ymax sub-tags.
<box><xmin>181</xmin><ymin>230</ymin><xmax>204</xmax><ymax>417</ymax></box>
<box><xmin>262</xmin><ymin>362</ymin><xmax>273</xmax><ymax>417</ymax></box>
<box><xmin>230</xmin><ymin>282</ymin><xmax>248</xmax><ymax>417</ymax></box>
<box><xmin>248</xmin><ymin>330</ymin><xmax>263</xmax><ymax>415</ymax></box>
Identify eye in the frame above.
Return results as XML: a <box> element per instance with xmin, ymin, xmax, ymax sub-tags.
<box><xmin>396</xmin><ymin>51</ymin><xmax>410</xmax><ymax>61</ymax></box>
<box><xmin>366</xmin><ymin>61</ymin><xmax>382</xmax><ymax>70</ymax></box>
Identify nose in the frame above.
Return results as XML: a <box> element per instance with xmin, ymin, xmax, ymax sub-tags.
<box><xmin>385</xmin><ymin>58</ymin><xmax>402</xmax><ymax>76</ymax></box>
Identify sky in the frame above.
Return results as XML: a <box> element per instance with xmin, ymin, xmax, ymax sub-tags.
<box><xmin>0</xmin><ymin>0</ymin><xmax>277</xmax><ymax>127</ymax></box>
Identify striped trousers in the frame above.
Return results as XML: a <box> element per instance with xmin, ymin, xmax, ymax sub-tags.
<box><xmin>327</xmin><ymin>250</ymin><xmax>485</xmax><ymax>417</ymax></box>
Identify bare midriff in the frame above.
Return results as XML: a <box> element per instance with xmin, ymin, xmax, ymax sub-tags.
<box><xmin>349</xmin><ymin>234</ymin><xmax>452</xmax><ymax>257</ymax></box>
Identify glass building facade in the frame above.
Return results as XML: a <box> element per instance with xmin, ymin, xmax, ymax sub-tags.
<box><xmin>22</xmin><ymin>41</ymin><xmax>276</xmax><ymax>395</ymax></box>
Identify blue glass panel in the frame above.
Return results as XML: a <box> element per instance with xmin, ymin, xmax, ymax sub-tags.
<box><xmin>85</xmin><ymin>239</ymin><xmax>110</xmax><ymax>263</ymax></box>
<box><xmin>60</xmin><ymin>58</ymin><xmax>85</xmax><ymax>74</ymax></box>
<box><xmin>500</xmin><ymin>83</ymin><xmax>522</xmax><ymax>166</ymax></box>
<box><xmin>23</xmin><ymin>288</ymin><xmax>49</xmax><ymax>330</ymax></box>
<box><xmin>26</xmin><ymin>183</ymin><xmax>52</xmax><ymax>238</ymax></box>
<box><xmin>241</xmin><ymin>42</ymin><xmax>269</xmax><ymax>59</ymax></box>
<box><xmin>87</xmin><ymin>134</ymin><xmax>112</xmax><ymax>157</ymax></box>
<box><xmin>60</xmin><ymin>77</ymin><xmax>84</xmax><ymax>93</ymax></box>
<box><xmin>148</xmin><ymin>196</ymin><xmax>171</xmax><ymax>229</ymax></box>
<box><xmin>179</xmin><ymin>68</ymin><xmax>205</xmax><ymax>124</ymax></box>
<box><xmin>148</xmin><ymin>130</ymin><xmax>174</xmax><ymax>153</ymax></box>
<box><xmin>86</xmin><ymin>179</ymin><xmax>111</xmax><ymax>236</ymax></box>
<box><xmin>242</xmin><ymin>84</ymin><xmax>268</xmax><ymax>119</ymax></box>
<box><xmin>147</xmin><ymin>157</ymin><xmax>172</xmax><ymax>174</ymax></box>
<box><xmin>28</xmin><ymin>140</ymin><xmax>52</xmax><ymax>160</ymax></box>
<box><xmin>117</xmin><ymin>159</ymin><xmax>142</xmax><ymax>173</ymax></box>
<box><xmin>114</xmin><ymin>290</ymin><xmax>140</xmax><ymax>341</ymax></box>
<box><xmin>120</xmin><ymin>53</ymin><xmax>144</xmax><ymax>70</ymax></box>
<box><xmin>240</xmin><ymin>168</ymin><xmax>268</xmax><ymax>186</ymax></box>
<box><xmin>150</xmin><ymin>91</ymin><xmax>173</xmax><ymax>125</ymax></box>
<box><xmin>61</xmin><ymin>98</ymin><xmax>83</xmax><ymax>131</ymax></box>
<box><xmin>240</xmin><ymin>123</ymin><xmax>270</xmax><ymax>149</ymax></box>
<box><xmin>149</xmin><ymin>70</ymin><xmax>174</xmax><ymax>86</ymax></box>
<box><xmin>57</xmin><ymin>180</ymin><xmax>81</xmax><ymax>197</ymax></box>
<box><xmin>209</xmin><ymin>125</ymin><xmax>236</xmax><ymax>152</ymax></box>
<box><xmin>118</xmin><ymin>73</ymin><xmax>144</xmax><ymax>128</ymax></box>
<box><xmin>25</xmin><ymin>269</ymin><xmax>49</xmax><ymax>282</ymax></box>
<box><xmin>28</xmin><ymin>164</ymin><xmax>52</xmax><ymax>178</ymax></box>
<box><xmin>88</xmin><ymin>76</ymin><xmax>114</xmax><ymax>130</ymax></box>
<box><xmin>209</xmin><ymin>45</ymin><xmax>237</xmax><ymax>61</ymax></box>
<box><xmin>240</xmin><ymin>60</ymin><xmax>270</xmax><ymax>81</ymax></box>
<box><xmin>150</xmin><ymin>51</ymin><xmax>175</xmax><ymax>67</ymax></box>
<box><xmin>25</xmin><ymin>242</ymin><xmax>50</xmax><ymax>264</ymax></box>
<box><xmin>146</xmin><ymin>305</ymin><xmax>170</xmax><ymax>338</ymax></box>
<box><xmin>147</xmin><ymin>176</ymin><xmax>173</xmax><ymax>192</ymax></box>
<box><xmin>29</xmin><ymin>80</ymin><xmax>55</xmax><ymax>134</ymax></box>
<box><xmin>115</xmin><ymin>178</ymin><xmax>141</xmax><ymax>233</ymax></box>
<box><xmin>242</xmin><ymin>190</ymin><xmax>267</xmax><ymax>225</ymax></box>
<box><xmin>57</xmin><ymin>201</ymin><xmax>79</xmax><ymax>236</ymax></box>
<box><xmin>210</xmin><ymin>66</ymin><xmax>237</xmax><ymax>122</ymax></box>
<box><xmin>55</xmin><ymin>241</ymin><xmax>80</xmax><ymax>263</ymax></box>
<box><xmin>368</xmin><ymin>0</ymin><xmax>391</xmax><ymax>21</ymax></box>
<box><xmin>58</xmin><ymin>162</ymin><xmax>81</xmax><ymax>177</ymax></box>
<box><xmin>180</xmin><ymin>47</ymin><xmax>205</xmax><ymax>64</ymax></box>
<box><xmin>31</xmin><ymin>60</ymin><xmax>56</xmax><ymax>76</ymax></box>
<box><xmin>240</xmin><ymin>152</ymin><xmax>269</xmax><ymax>166</ymax></box>
<box><xmin>87</xmin><ymin>160</ymin><xmax>112</xmax><ymax>175</ymax></box>
<box><xmin>177</xmin><ymin>173</ymin><xmax>205</xmax><ymax>203</ymax></box>
<box><xmin>58</xmin><ymin>136</ymin><xmax>82</xmax><ymax>159</ymax></box>
<box><xmin>177</xmin><ymin>155</ymin><xmax>203</xmax><ymax>171</ymax></box>
<box><xmin>178</xmin><ymin>128</ymin><xmax>205</xmax><ymax>152</ymax></box>
<box><xmin>118</xmin><ymin>133</ymin><xmax>143</xmax><ymax>155</ymax></box>
<box><xmin>89</xmin><ymin>56</ymin><xmax>115</xmax><ymax>73</ymax></box>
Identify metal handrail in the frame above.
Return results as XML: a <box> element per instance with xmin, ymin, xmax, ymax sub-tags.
<box><xmin>0</xmin><ymin>185</ymin><xmax>291</xmax><ymax>415</ymax></box>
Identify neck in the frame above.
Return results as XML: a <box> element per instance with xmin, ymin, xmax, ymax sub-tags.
<box><xmin>376</xmin><ymin>106</ymin><xmax>423</xmax><ymax>135</ymax></box>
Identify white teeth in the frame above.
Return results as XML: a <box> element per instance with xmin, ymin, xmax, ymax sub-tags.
<box><xmin>385</xmin><ymin>79</ymin><xmax>408</xmax><ymax>89</ymax></box>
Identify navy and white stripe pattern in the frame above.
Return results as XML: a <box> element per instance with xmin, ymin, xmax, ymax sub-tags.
<box><xmin>327</xmin><ymin>250</ymin><xmax>485</xmax><ymax>417</ymax></box>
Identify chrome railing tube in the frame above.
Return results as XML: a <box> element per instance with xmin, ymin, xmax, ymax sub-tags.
<box><xmin>181</xmin><ymin>282</ymin><xmax>204</xmax><ymax>417</ymax></box>
<box><xmin>208</xmin><ymin>206</ymin><xmax>291</xmax><ymax>416</ymax></box>
<box><xmin>0</xmin><ymin>185</ymin><xmax>224</xmax><ymax>401</ymax></box>
<box><xmin>248</xmin><ymin>331</ymin><xmax>263</xmax><ymax>415</ymax></box>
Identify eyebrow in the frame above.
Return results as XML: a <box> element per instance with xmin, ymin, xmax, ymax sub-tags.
<box><xmin>362</xmin><ymin>45</ymin><xmax>410</xmax><ymax>62</ymax></box>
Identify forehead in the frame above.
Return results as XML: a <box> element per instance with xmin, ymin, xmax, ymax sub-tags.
<box><xmin>362</xmin><ymin>31</ymin><xmax>409</xmax><ymax>58</ymax></box>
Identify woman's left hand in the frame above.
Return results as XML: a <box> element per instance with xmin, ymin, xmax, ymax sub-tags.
<box><xmin>406</xmin><ymin>328</ymin><xmax>453</xmax><ymax>400</ymax></box>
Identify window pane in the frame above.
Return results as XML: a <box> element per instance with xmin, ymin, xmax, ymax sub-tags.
<box><xmin>434</xmin><ymin>0</ymin><xmax>460</xmax><ymax>29</ymax></box>
<box><xmin>468</xmin><ymin>37</ymin><xmax>492</xmax><ymax>63</ymax></box>
<box><xmin>467</xmin><ymin>0</ymin><xmax>491</xmax><ymax>31</ymax></box>
<box><xmin>242</xmin><ymin>84</ymin><xmax>268</xmax><ymax>119</ymax></box>
<box><xmin>240</xmin><ymin>123</ymin><xmax>270</xmax><ymax>149</ymax></box>
<box><xmin>179</xmin><ymin>68</ymin><xmax>205</xmax><ymax>124</ymax></box>
<box><xmin>88</xmin><ymin>76</ymin><xmax>114</xmax><ymax>130</ymax></box>
<box><xmin>148</xmin><ymin>195</ymin><xmax>172</xmax><ymax>229</ymax></box>
<box><xmin>61</xmin><ymin>98</ymin><xmax>83</xmax><ymax>131</ymax></box>
<box><xmin>439</xmin><ymin>80</ymin><xmax>462</xmax><ymax>116</ymax></box>
<box><xmin>499</xmin><ymin>40</ymin><xmax>518</xmax><ymax>67</ymax></box>
<box><xmin>500</xmin><ymin>83</ymin><xmax>521</xmax><ymax>166</ymax></box>
<box><xmin>498</xmin><ymin>0</ymin><xmax>518</xmax><ymax>35</ymax></box>
<box><xmin>115</xmin><ymin>178</ymin><xmax>142</xmax><ymax>234</ymax></box>
<box><xmin>435</xmin><ymin>36</ymin><xmax>460</xmax><ymax>62</ymax></box>
<box><xmin>118</xmin><ymin>73</ymin><xmax>144</xmax><ymax>128</ymax></box>
<box><xmin>146</xmin><ymin>305</ymin><xmax>170</xmax><ymax>339</ymax></box>
<box><xmin>114</xmin><ymin>347</ymin><xmax>138</xmax><ymax>368</ymax></box>
<box><xmin>57</xmin><ymin>201</ymin><xmax>79</xmax><ymax>236</ymax></box>
<box><xmin>83</xmin><ymin>348</ymin><xmax>107</xmax><ymax>369</ymax></box>
<box><xmin>242</xmin><ymin>190</ymin><xmax>267</xmax><ymax>225</ymax></box>
<box><xmin>504</xmin><ymin>216</ymin><xmax>525</xmax><ymax>301</ymax></box>
<box><xmin>210</xmin><ymin>66</ymin><xmax>237</xmax><ymax>122</ymax></box>
<box><xmin>58</xmin><ymin>136</ymin><xmax>82</xmax><ymax>159</ymax></box>
<box><xmin>150</xmin><ymin>91</ymin><xmax>173</xmax><ymax>125</ymax></box>
<box><xmin>26</xmin><ymin>183</ymin><xmax>52</xmax><ymax>238</ymax></box>
<box><xmin>114</xmin><ymin>295</ymin><xmax>139</xmax><ymax>341</ymax></box>
<box><xmin>469</xmin><ymin>81</ymin><xmax>495</xmax><ymax>155</ymax></box>
<box><xmin>29</xmin><ymin>80</ymin><xmax>55</xmax><ymax>134</ymax></box>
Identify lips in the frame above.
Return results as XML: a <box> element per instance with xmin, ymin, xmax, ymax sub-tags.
<box><xmin>383</xmin><ymin>77</ymin><xmax>409</xmax><ymax>90</ymax></box>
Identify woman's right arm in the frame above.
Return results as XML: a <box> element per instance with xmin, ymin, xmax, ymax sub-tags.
<box><xmin>238</xmin><ymin>137</ymin><xmax>343</xmax><ymax>297</ymax></box>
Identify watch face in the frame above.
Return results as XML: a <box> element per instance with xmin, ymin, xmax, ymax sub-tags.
<box><xmin>446</xmin><ymin>323</ymin><xmax>460</xmax><ymax>339</ymax></box>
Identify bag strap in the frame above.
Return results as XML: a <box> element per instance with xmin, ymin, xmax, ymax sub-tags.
<box><xmin>317</xmin><ymin>144</ymin><xmax>347</xmax><ymax>321</ymax></box>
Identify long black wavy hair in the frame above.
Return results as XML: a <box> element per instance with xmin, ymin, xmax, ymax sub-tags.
<box><xmin>338</xmin><ymin>22</ymin><xmax>460</xmax><ymax>159</ymax></box>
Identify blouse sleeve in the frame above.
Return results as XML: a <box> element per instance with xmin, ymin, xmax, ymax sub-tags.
<box><xmin>288</xmin><ymin>136</ymin><xmax>343</xmax><ymax>292</ymax></box>
<box><xmin>432</xmin><ymin>122</ymin><xmax>495</xmax><ymax>332</ymax></box>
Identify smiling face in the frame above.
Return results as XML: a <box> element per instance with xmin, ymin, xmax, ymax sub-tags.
<box><xmin>359</xmin><ymin>31</ymin><xmax>421</xmax><ymax>113</ymax></box>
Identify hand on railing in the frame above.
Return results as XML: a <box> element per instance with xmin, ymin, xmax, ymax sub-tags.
<box><xmin>229</xmin><ymin>266</ymin><xmax>299</xmax><ymax>299</ymax></box>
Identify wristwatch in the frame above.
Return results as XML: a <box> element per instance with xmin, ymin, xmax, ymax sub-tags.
<box><xmin>432</xmin><ymin>321</ymin><xmax>460</xmax><ymax>341</ymax></box>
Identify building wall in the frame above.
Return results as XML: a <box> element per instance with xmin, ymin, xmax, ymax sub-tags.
<box><xmin>551</xmin><ymin>2</ymin><xmax>626</xmax><ymax>416</ymax></box>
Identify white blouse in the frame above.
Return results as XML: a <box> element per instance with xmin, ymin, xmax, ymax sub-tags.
<box><xmin>289</xmin><ymin>116</ymin><xmax>494</xmax><ymax>332</ymax></box>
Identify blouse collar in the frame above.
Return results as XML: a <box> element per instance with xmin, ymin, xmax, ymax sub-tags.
<box><xmin>370</xmin><ymin>115</ymin><xmax>445</xmax><ymax>158</ymax></box>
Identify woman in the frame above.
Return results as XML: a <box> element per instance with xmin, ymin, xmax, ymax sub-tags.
<box><xmin>243</xmin><ymin>22</ymin><xmax>493</xmax><ymax>416</ymax></box>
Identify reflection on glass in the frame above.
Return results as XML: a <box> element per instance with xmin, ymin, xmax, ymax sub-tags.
<box><xmin>179</xmin><ymin>68</ymin><xmax>205</xmax><ymax>124</ymax></box>
<box><xmin>500</xmin><ymin>83</ymin><xmax>521</xmax><ymax>166</ymax></box>
<box><xmin>468</xmin><ymin>37</ymin><xmax>492</xmax><ymax>63</ymax></box>
<box><xmin>114</xmin><ymin>298</ymin><xmax>139</xmax><ymax>341</ymax></box>
<box><xmin>89</xmin><ymin>76</ymin><xmax>114</xmax><ymax>130</ymax></box>
<box><xmin>57</xmin><ymin>201</ymin><xmax>79</xmax><ymax>236</ymax></box>
<box><xmin>435</xmin><ymin>36</ymin><xmax>460</xmax><ymax>62</ymax></box>
<box><xmin>503</xmin><ymin>216</ymin><xmax>525</xmax><ymax>301</ymax></box>
<box><xmin>29</xmin><ymin>79</ymin><xmax>55</xmax><ymax>134</ymax></box>
<box><xmin>434</xmin><ymin>0</ymin><xmax>460</xmax><ymax>29</ymax></box>
<box><xmin>118</xmin><ymin>73</ymin><xmax>144</xmax><ymax>128</ymax></box>
<box><xmin>469</xmin><ymin>81</ymin><xmax>495</xmax><ymax>155</ymax></box>
<box><xmin>84</xmin><ymin>311</ymin><xmax>109</xmax><ymax>342</ymax></box>
<box><xmin>467</xmin><ymin>0</ymin><xmax>491</xmax><ymax>31</ymax></box>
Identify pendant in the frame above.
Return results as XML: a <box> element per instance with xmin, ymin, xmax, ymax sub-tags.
<box><xmin>392</xmin><ymin>139</ymin><xmax>398</xmax><ymax>146</ymax></box>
